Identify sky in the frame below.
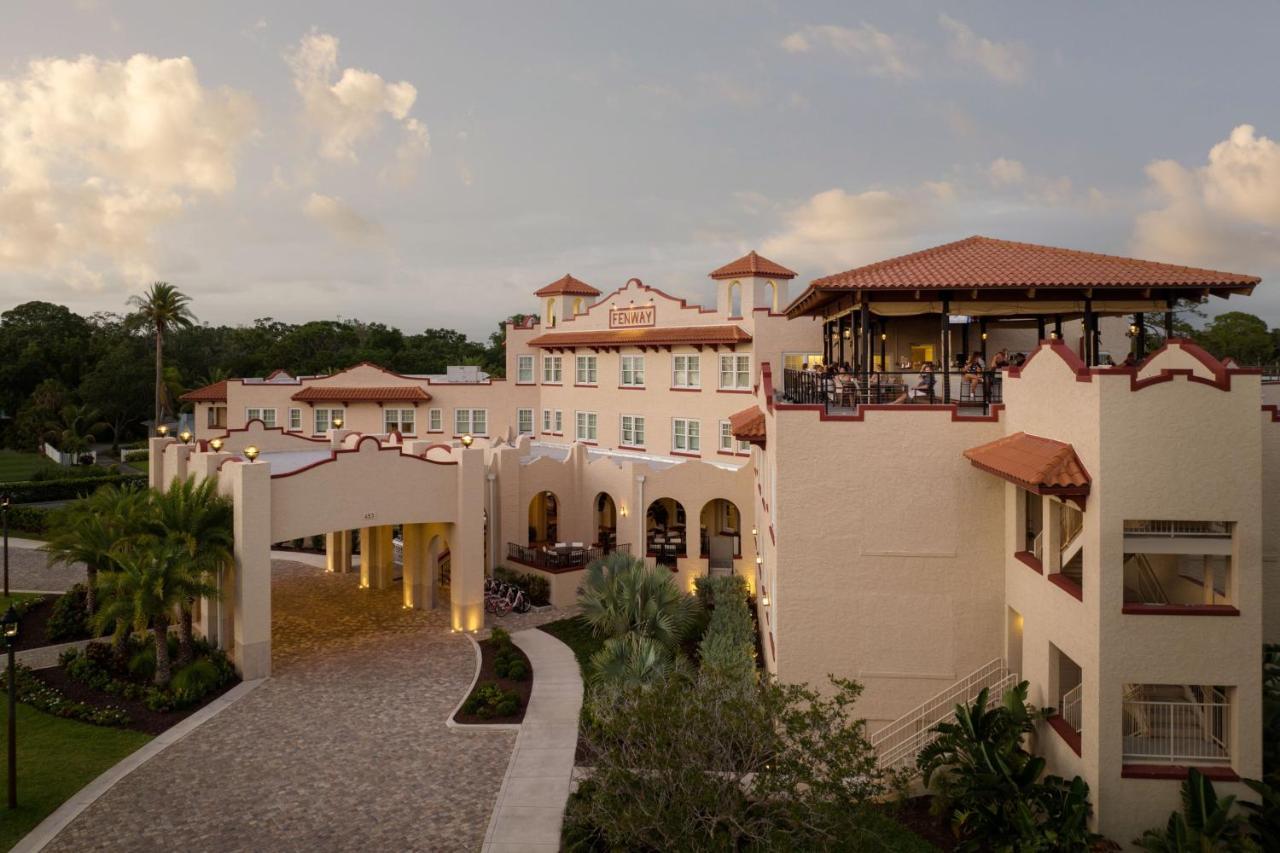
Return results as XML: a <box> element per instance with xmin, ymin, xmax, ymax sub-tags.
<box><xmin>1</xmin><ymin>0</ymin><xmax>1279</xmax><ymax>338</ymax></box>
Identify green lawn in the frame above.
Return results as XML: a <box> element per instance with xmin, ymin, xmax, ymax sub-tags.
<box><xmin>538</xmin><ymin>615</ymin><xmax>604</xmax><ymax>673</ymax></box>
<box><xmin>0</xmin><ymin>701</ymin><xmax>151</xmax><ymax>850</ymax></box>
<box><xmin>0</xmin><ymin>450</ymin><xmax>57</xmax><ymax>483</ymax></box>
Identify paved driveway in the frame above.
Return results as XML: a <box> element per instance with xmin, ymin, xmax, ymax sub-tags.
<box><xmin>45</xmin><ymin>561</ymin><xmax>517</xmax><ymax>853</ymax></box>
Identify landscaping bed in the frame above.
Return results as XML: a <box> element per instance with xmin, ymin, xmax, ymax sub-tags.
<box><xmin>886</xmin><ymin>797</ymin><xmax>955</xmax><ymax>851</ymax></box>
<box><xmin>453</xmin><ymin>629</ymin><xmax>532</xmax><ymax>724</ymax></box>
<box><xmin>8</xmin><ymin>589</ymin><xmax>93</xmax><ymax>651</ymax></box>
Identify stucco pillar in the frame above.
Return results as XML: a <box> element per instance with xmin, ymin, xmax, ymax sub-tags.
<box><xmin>229</xmin><ymin>458</ymin><xmax>272</xmax><ymax>679</ymax></box>
<box><xmin>148</xmin><ymin>436</ymin><xmax>175</xmax><ymax>489</ymax></box>
<box><xmin>630</xmin><ymin>472</ymin><xmax>648</xmax><ymax>559</ymax></box>
<box><xmin>325</xmin><ymin>530</ymin><xmax>349</xmax><ymax>574</ymax></box>
<box><xmin>1043</xmin><ymin>496</ymin><xmax>1062</xmax><ymax>573</ymax></box>
<box><xmin>402</xmin><ymin>523</ymin><xmax>426</xmax><ymax>609</ymax></box>
<box><xmin>359</xmin><ymin>526</ymin><xmax>377</xmax><ymax>588</ymax></box>
<box><xmin>452</xmin><ymin>447</ymin><xmax>486</xmax><ymax>631</ymax></box>
<box><xmin>375</xmin><ymin>525</ymin><xmax>395</xmax><ymax>589</ymax></box>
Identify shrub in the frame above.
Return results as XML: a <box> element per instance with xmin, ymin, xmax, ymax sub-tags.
<box><xmin>493</xmin><ymin>642</ymin><xmax>529</xmax><ymax>681</ymax></box>
<box><xmin>1135</xmin><ymin>768</ymin><xmax>1256</xmax><ymax>851</ymax></box>
<box><xmin>695</xmin><ymin>575</ymin><xmax>755</xmax><ymax>682</ymax></box>
<box><xmin>494</xmin><ymin>565</ymin><xmax>551</xmax><ymax>606</ymax></box>
<box><xmin>45</xmin><ymin>584</ymin><xmax>91</xmax><ymax>641</ymax></box>
<box><xmin>5</xmin><ymin>504</ymin><xmax>51</xmax><ymax>534</ymax></box>
<box><xmin>171</xmin><ymin>658</ymin><xmax>222</xmax><ymax>705</ymax></box>
<box><xmin>2</xmin><ymin>473</ymin><xmax>145</xmax><ymax>504</ymax></box>
<box><xmin>489</xmin><ymin>626</ymin><xmax>512</xmax><ymax>648</ymax></box>
<box><xmin>462</xmin><ymin>682</ymin><xmax>522</xmax><ymax>719</ymax></box>
<box><xmin>14</xmin><ymin>664</ymin><xmax>130</xmax><ymax>727</ymax></box>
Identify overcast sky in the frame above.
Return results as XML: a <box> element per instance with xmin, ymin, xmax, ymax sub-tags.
<box><xmin>1</xmin><ymin>1</ymin><xmax>1278</xmax><ymax>337</ymax></box>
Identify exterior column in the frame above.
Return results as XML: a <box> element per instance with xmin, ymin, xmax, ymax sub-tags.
<box><xmin>359</xmin><ymin>525</ymin><xmax>377</xmax><ymax>588</ymax></box>
<box><xmin>1203</xmin><ymin>555</ymin><xmax>1215</xmax><ymax>605</ymax></box>
<box><xmin>230</xmin><ymin>458</ymin><xmax>272</xmax><ymax>679</ymax></box>
<box><xmin>403</xmin><ymin>523</ymin><xmax>426</xmax><ymax>609</ymax></box>
<box><xmin>452</xmin><ymin>447</ymin><xmax>486</xmax><ymax>631</ymax></box>
<box><xmin>1135</xmin><ymin>313</ymin><xmax>1147</xmax><ymax>359</ymax></box>
<box><xmin>941</xmin><ymin>298</ymin><xmax>952</xmax><ymax>403</ymax></box>
<box><xmin>1083</xmin><ymin>298</ymin><xmax>1095</xmax><ymax>365</ymax></box>
<box><xmin>375</xmin><ymin>525</ymin><xmax>395</xmax><ymax>590</ymax></box>
<box><xmin>148</xmin><ymin>436</ymin><xmax>175</xmax><ymax>490</ymax></box>
<box><xmin>325</xmin><ymin>531</ymin><xmax>344</xmax><ymax>574</ymax></box>
<box><xmin>162</xmin><ymin>441</ymin><xmax>192</xmax><ymax>489</ymax></box>
<box><xmin>1044</xmin><ymin>497</ymin><xmax>1062</xmax><ymax>574</ymax></box>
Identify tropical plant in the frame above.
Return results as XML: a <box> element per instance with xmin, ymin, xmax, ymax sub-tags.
<box><xmin>127</xmin><ymin>281</ymin><xmax>196</xmax><ymax>428</ymax></box>
<box><xmin>41</xmin><ymin>481</ymin><xmax>149</xmax><ymax>615</ymax></box>
<box><xmin>578</xmin><ymin>552</ymin><xmax>701</xmax><ymax>650</ymax></box>
<box><xmin>1135</xmin><ymin>768</ymin><xmax>1257</xmax><ymax>851</ymax></box>
<box><xmin>695</xmin><ymin>575</ymin><xmax>756</xmax><ymax>683</ymax></box>
<box><xmin>1241</xmin><ymin>777</ymin><xmax>1280</xmax><ymax>849</ymax></box>
<box><xmin>588</xmin><ymin>633</ymin><xmax>691</xmax><ymax>689</ymax></box>
<box><xmin>93</xmin><ymin>540</ymin><xmax>215</xmax><ymax>687</ymax></box>
<box><xmin>917</xmin><ymin>681</ymin><xmax>1098</xmax><ymax>852</ymax></box>
<box><xmin>1262</xmin><ymin>644</ymin><xmax>1280</xmax><ymax>780</ymax></box>
<box><xmin>44</xmin><ymin>403</ymin><xmax>108</xmax><ymax>456</ymax></box>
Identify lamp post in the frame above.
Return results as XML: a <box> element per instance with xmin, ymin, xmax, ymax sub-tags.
<box><xmin>3</xmin><ymin>604</ymin><xmax>17</xmax><ymax>810</ymax></box>
<box><xmin>243</xmin><ymin>446</ymin><xmax>260</xmax><ymax>462</ymax></box>
<box><xmin>461</xmin><ymin>434</ymin><xmax>474</xmax><ymax>448</ymax></box>
<box><xmin>1</xmin><ymin>494</ymin><xmax>9</xmax><ymax>597</ymax></box>
<box><xmin>209</xmin><ymin>438</ymin><xmax>223</xmax><ymax>452</ymax></box>
<box><xmin>332</xmin><ymin>417</ymin><xmax>344</xmax><ymax>429</ymax></box>
<box><xmin>179</xmin><ymin>429</ymin><xmax>192</xmax><ymax>444</ymax></box>
<box><xmin>157</xmin><ymin>424</ymin><xmax>168</xmax><ymax>437</ymax></box>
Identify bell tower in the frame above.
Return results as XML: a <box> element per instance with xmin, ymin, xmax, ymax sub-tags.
<box><xmin>533</xmin><ymin>274</ymin><xmax>601</xmax><ymax>327</ymax></box>
<box><xmin>708</xmin><ymin>250</ymin><xmax>798</xmax><ymax>317</ymax></box>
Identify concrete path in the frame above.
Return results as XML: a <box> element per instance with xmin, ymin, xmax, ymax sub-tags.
<box><xmin>482</xmin><ymin>628</ymin><xmax>584</xmax><ymax>853</ymax></box>
<box><xmin>15</xmin><ymin>639</ymin><xmax>90</xmax><ymax>670</ymax></box>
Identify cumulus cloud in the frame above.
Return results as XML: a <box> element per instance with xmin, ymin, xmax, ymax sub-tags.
<box><xmin>0</xmin><ymin>53</ymin><xmax>255</xmax><ymax>289</ymax></box>
<box><xmin>781</xmin><ymin>24</ymin><xmax>917</xmax><ymax>80</ymax></box>
<box><xmin>988</xmin><ymin>157</ymin><xmax>1026</xmax><ymax>186</ymax></box>
<box><xmin>761</xmin><ymin>184</ymin><xmax>953</xmax><ymax>270</ymax></box>
<box><xmin>939</xmin><ymin>15</ymin><xmax>1028</xmax><ymax>84</ymax></box>
<box><xmin>1132</xmin><ymin>124</ymin><xmax>1280</xmax><ymax>270</ymax></box>
<box><xmin>302</xmin><ymin>192</ymin><xmax>384</xmax><ymax>244</ymax></box>
<box><xmin>286</xmin><ymin>30</ymin><xmax>429</xmax><ymax>167</ymax></box>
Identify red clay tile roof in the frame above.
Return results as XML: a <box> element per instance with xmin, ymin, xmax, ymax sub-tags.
<box><xmin>291</xmin><ymin>386</ymin><xmax>432</xmax><ymax>402</ymax></box>
<box><xmin>180</xmin><ymin>380</ymin><xmax>228</xmax><ymax>402</ymax></box>
<box><xmin>963</xmin><ymin>432</ymin><xmax>1091</xmax><ymax>495</ymax></box>
<box><xmin>728</xmin><ymin>405</ymin><xmax>766</xmax><ymax>445</ymax></box>
<box><xmin>527</xmin><ymin>325</ymin><xmax>751</xmax><ymax>348</ymax></box>
<box><xmin>534</xmin><ymin>274</ymin><xmax>601</xmax><ymax>297</ymax></box>
<box><xmin>710</xmin><ymin>250</ymin><xmax>797</xmax><ymax>280</ymax></box>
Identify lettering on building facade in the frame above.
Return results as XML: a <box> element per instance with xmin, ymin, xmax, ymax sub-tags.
<box><xmin>609</xmin><ymin>305</ymin><xmax>657</xmax><ymax>328</ymax></box>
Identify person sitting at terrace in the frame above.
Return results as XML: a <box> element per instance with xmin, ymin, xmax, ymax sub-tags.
<box><xmin>991</xmin><ymin>348</ymin><xmax>1010</xmax><ymax>370</ymax></box>
<box><xmin>1122</xmin><ymin>352</ymin><xmax>1138</xmax><ymax>368</ymax></box>
<box><xmin>891</xmin><ymin>362</ymin><xmax>935</xmax><ymax>404</ymax></box>
<box><xmin>962</xmin><ymin>353</ymin><xmax>985</xmax><ymax>395</ymax></box>
<box><xmin>833</xmin><ymin>364</ymin><xmax>858</xmax><ymax>405</ymax></box>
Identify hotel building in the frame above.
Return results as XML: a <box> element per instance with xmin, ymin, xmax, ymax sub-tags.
<box><xmin>156</xmin><ymin>236</ymin><xmax>1272</xmax><ymax>840</ymax></box>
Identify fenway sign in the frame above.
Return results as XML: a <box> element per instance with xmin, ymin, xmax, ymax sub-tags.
<box><xmin>609</xmin><ymin>305</ymin><xmax>656</xmax><ymax>329</ymax></box>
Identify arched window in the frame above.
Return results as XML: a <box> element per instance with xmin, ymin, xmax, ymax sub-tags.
<box><xmin>594</xmin><ymin>492</ymin><xmax>617</xmax><ymax>551</ymax></box>
<box><xmin>545</xmin><ymin>297</ymin><xmax>557</xmax><ymax>327</ymax></box>
<box><xmin>727</xmin><ymin>281</ymin><xmax>742</xmax><ymax>317</ymax></box>
<box><xmin>767</xmin><ymin>280</ymin><xmax>778</xmax><ymax>312</ymax></box>
<box><xmin>572</xmin><ymin>297</ymin><xmax>585</xmax><ymax>315</ymax></box>
<box><xmin>529</xmin><ymin>491</ymin><xmax>559</xmax><ymax>544</ymax></box>
<box><xmin>646</xmin><ymin>497</ymin><xmax>687</xmax><ymax>565</ymax></box>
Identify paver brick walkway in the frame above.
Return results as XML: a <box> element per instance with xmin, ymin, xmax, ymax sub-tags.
<box><xmin>42</xmin><ymin>561</ymin><xmax>517</xmax><ymax>853</ymax></box>
<box><xmin>5</xmin><ymin>541</ymin><xmax>86</xmax><ymax>593</ymax></box>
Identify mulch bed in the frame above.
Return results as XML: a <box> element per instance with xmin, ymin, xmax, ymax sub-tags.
<box><xmin>884</xmin><ymin>797</ymin><xmax>956</xmax><ymax>851</ymax></box>
<box><xmin>452</xmin><ymin>637</ymin><xmax>533</xmax><ymax>725</ymax></box>
<box><xmin>31</xmin><ymin>665</ymin><xmax>240</xmax><ymax>736</ymax></box>
<box><xmin>13</xmin><ymin>594</ymin><xmax>90</xmax><ymax>651</ymax></box>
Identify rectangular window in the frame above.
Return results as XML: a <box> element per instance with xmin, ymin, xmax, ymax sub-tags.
<box><xmin>427</xmin><ymin>408</ymin><xmax>443</xmax><ymax>432</ymax></box>
<box><xmin>621</xmin><ymin>415</ymin><xmax>645</xmax><ymax>447</ymax></box>
<box><xmin>576</xmin><ymin>355</ymin><xmax>598</xmax><ymax>384</ymax></box>
<box><xmin>518</xmin><ymin>408</ymin><xmax>534</xmax><ymax>435</ymax></box>
<box><xmin>719</xmin><ymin>420</ymin><xmax>733</xmax><ymax>452</ymax></box>
<box><xmin>672</xmin><ymin>354</ymin><xmax>700</xmax><ymax>388</ymax></box>
<box><xmin>208</xmin><ymin>406</ymin><xmax>227</xmax><ymax>429</ymax></box>
<box><xmin>384</xmin><ymin>408</ymin><xmax>415</xmax><ymax>434</ymax></box>
<box><xmin>542</xmin><ymin>409</ymin><xmax>552</xmax><ymax>432</ymax></box>
<box><xmin>673</xmin><ymin>418</ymin><xmax>700</xmax><ymax>452</ymax></box>
<box><xmin>289</xmin><ymin>408</ymin><xmax>302</xmax><ymax>431</ymax></box>
<box><xmin>719</xmin><ymin>354</ymin><xmax>751</xmax><ymax>389</ymax></box>
<box><xmin>543</xmin><ymin>355</ymin><xmax>562</xmax><ymax>383</ymax></box>
<box><xmin>314</xmin><ymin>408</ymin><xmax>344</xmax><ymax>433</ymax></box>
<box><xmin>620</xmin><ymin>355</ymin><xmax>645</xmax><ymax>387</ymax></box>
<box><xmin>246</xmin><ymin>407</ymin><xmax>277</xmax><ymax>428</ymax></box>
<box><xmin>517</xmin><ymin>355</ymin><xmax>534</xmax><ymax>383</ymax></box>
<box><xmin>554</xmin><ymin>410</ymin><xmax>563</xmax><ymax>433</ymax></box>
<box><xmin>454</xmin><ymin>409</ymin><xmax>489</xmax><ymax>436</ymax></box>
<box><xmin>576</xmin><ymin>411</ymin><xmax>598</xmax><ymax>441</ymax></box>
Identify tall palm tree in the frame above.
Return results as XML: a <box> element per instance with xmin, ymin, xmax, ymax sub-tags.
<box><xmin>94</xmin><ymin>539</ymin><xmax>213</xmax><ymax>687</ymax></box>
<box><xmin>41</xmin><ymin>482</ymin><xmax>149</xmax><ymax>615</ymax></box>
<box><xmin>144</xmin><ymin>476</ymin><xmax>233</xmax><ymax>667</ymax></box>
<box><xmin>127</xmin><ymin>282</ymin><xmax>196</xmax><ymax>430</ymax></box>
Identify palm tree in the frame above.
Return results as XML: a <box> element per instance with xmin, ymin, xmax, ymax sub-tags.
<box><xmin>588</xmin><ymin>634</ymin><xmax>690</xmax><ymax>689</ymax></box>
<box><xmin>144</xmin><ymin>476</ymin><xmax>233</xmax><ymax>667</ymax></box>
<box><xmin>44</xmin><ymin>403</ymin><xmax>109</xmax><ymax>458</ymax></box>
<box><xmin>41</xmin><ymin>482</ymin><xmax>149</xmax><ymax>616</ymax></box>
<box><xmin>578</xmin><ymin>552</ymin><xmax>701</xmax><ymax>650</ymax></box>
<box><xmin>95</xmin><ymin>539</ymin><xmax>214</xmax><ymax>687</ymax></box>
<box><xmin>127</xmin><ymin>282</ymin><xmax>196</xmax><ymax>430</ymax></box>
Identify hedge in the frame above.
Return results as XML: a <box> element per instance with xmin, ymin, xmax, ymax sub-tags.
<box><xmin>494</xmin><ymin>565</ymin><xmax>551</xmax><ymax>606</ymax></box>
<box><xmin>695</xmin><ymin>575</ymin><xmax>756</xmax><ymax>682</ymax></box>
<box><xmin>5</xmin><ymin>504</ymin><xmax>51</xmax><ymax>534</ymax></box>
<box><xmin>2</xmin><ymin>473</ymin><xmax>145</xmax><ymax>504</ymax></box>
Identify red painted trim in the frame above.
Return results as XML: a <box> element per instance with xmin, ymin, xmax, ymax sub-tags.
<box><xmin>1046</xmin><ymin>714</ymin><xmax>1082</xmax><ymax>756</ymax></box>
<box><xmin>1048</xmin><ymin>573</ymin><xmax>1083</xmax><ymax>601</ymax></box>
<box><xmin>214</xmin><ymin>421</ymin><xmax>332</xmax><ymax>444</ymax></box>
<box><xmin>669</xmin><ymin>387</ymin><xmax>702</xmax><ymax>392</ymax></box>
<box><xmin>617</xmin><ymin>445</ymin><xmax>646</xmax><ymax>452</ymax></box>
<box><xmin>768</xmin><ymin>525</ymin><xmax>775</xmax><ymax>544</ymax></box>
<box><xmin>670</xmin><ymin>450</ymin><xmax>702</xmax><ymax>458</ymax></box>
<box><xmin>618</xmin><ymin>385</ymin><xmax>646</xmax><ymax>390</ymax></box>
<box><xmin>1263</xmin><ymin>404</ymin><xmax>1280</xmax><ymax>422</ymax></box>
<box><xmin>1014</xmin><ymin>551</ymin><xmax>1044</xmax><ymax>574</ymax></box>
<box><xmin>716</xmin><ymin>388</ymin><xmax>753</xmax><ymax>394</ymax></box>
<box><xmin>578</xmin><ymin>440</ymin><xmax>599</xmax><ymax>446</ymax></box>
<box><xmin>1122</xmin><ymin>603</ymin><xmax>1240</xmax><ymax>616</ymax></box>
<box><xmin>581</xmin><ymin>277</ymin><xmax>719</xmax><ymax>317</ymax></box>
<box><xmin>1122</xmin><ymin>764</ymin><xmax>1239</xmax><ymax>782</ymax></box>
<box><xmin>774</xmin><ymin>399</ymin><xmax>1005</xmax><ymax>424</ymax></box>
<box><xmin>270</xmin><ymin>440</ymin><xmax>458</xmax><ymax>479</ymax></box>
<box><xmin>573</xmin><ymin>383</ymin><xmax>598</xmax><ymax>388</ymax></box>
<box><xmin>761</xmin><ymin>362</ymin><xmax>776</xmax><ymax>413</ymax></box>
<box><xmin>768</xmin><ymin>631</ymin><xmax>775</xmax><ymax>660</ymax></box>
<box><xmin>1007</xmin><ymin>339</ymin><xmax>1258</xmax><ymax>394</ymax></box>
<box><xmin>515</xmin><ymin>382</ymin><xmax>536</xmax><ymax>386</ymax></box>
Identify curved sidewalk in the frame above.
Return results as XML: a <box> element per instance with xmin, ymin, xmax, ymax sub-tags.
<box><xmin>482</xmin><ymin>628</ymin><xmax>584</xmax><ymax>853</ymax></box>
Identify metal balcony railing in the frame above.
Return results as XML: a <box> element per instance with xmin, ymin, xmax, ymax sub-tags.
<box><xmin>780</xmin><ymin>368</ymin><xmax>1002</xmax><ymax>414</ymax></box>
<box><xmin>1123</xmin><ymin>520</ymin><xmax>1233</xmax><ymax>538</ymax></box>
<box><xmin>1122</xmin><ymin>694</ymin><xmax>1231</xmax><ymax>765</ymax></box>
<box><xmin>1060</xmin><ymin>683</ymin><xmax>1083</xmax><ymax>734</ymax></box>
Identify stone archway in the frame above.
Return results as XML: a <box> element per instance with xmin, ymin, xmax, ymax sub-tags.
<box><xmin>529</xmin><ymin>490</ymin><xmax>559</xmax><ymax>544</ymax></box>
<box><xmin>646</xmin><ymin>497</ymin><xmax>686</xmax><ymax>566</ymax></box>
<box><xmin>595</xmin><ymin>491</ymin><xmax>617</xmax><ymax>551</ymax></box>
<box><xmin>700</xmin><ymin>498</ymin><xmax>742</xmax><ymax>572</ymax></box>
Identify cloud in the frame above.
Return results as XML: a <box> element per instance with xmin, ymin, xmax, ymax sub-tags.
<box><xmin>286</xmin><ymin>30</ymin><xmax>429</xmax><ymax>167</ymax></box>
<box><xmin>938</xmin><ymin>15</ymin><xmax>1028</xmax><ymax>84</ymax></box>
<box><xmin>0</xmin><ymin>53</ymin><xmax>255</xmax><ymax>289</ymax></box>
<box><xmin>761</xmin><ymin>185</ymin><xmax>951</xmax><ymax>270</ymax></box>
<box><xmin>988</xmin><ymin>157</ymin><xmax>1026</xmax><ymax>186</ymax></box>
<box><xmin>781</xmin><ymin>24</ymin><xmax>917</xmax><ymax>80</ymax></box>
<box><xmin>1131</xmin><ymin>124</ymin><xmax>1280</xmax><ymax>270</ymax></box>
<box><xmin>302</xmin><ymin>192</ymin><xmax>384</xmax><ymax>244</ymax></box>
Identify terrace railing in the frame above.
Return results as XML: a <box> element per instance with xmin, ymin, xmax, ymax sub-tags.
<box><xmin>780</xmin><ymin>368</ymin><xmax>1002</xmax><ymax>414</ymax></box>
<box><xmin>1123</xmin><ymin>520</ymin><xmax>1233</xmax><ymax>538</ymax></box>
<box><xmin>1122</xmin><ymin>694</ymin><xmax>1231</xmax><ymax>765</ymax></box>
<box><xmin>1060</xmin><ymin>683</ymin><xmax>1083</xmax><ymax>734</ymax></box>
<box><xmin>506</xmin><ymin>541</ymin><xmax>628</xmax><ymax>573</ymax></box>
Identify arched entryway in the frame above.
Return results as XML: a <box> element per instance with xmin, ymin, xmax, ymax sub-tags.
<box><xmin>595</xmin><ymin>492</ymin><xmax>617</xmax><ymax>551</ymax></box>
<box><xmin>700</xmin><ymin>499</ymin><xmax>742</xmax><ymax>573</ymax></box>
<box><xmin>529</xmin><ymin>490</ymin><xmax>559</xmax><ymax>545</ymax></box>
<box><xmin>646</xmin><ymin>497</ymin><xmax>687</xmax><ymax>566</ymax></box>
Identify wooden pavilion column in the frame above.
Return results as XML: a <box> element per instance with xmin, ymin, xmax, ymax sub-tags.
<box><xmin>837</xmin><ymin>315</ymin><xmax>847</xmax><ymax>365</ymax></box>
<box><xmin>941</xmin><ymin>297</ymin><xmax>951</xmax><ymax>403</ymax></box>
<box><xmin>1135</xmin><ymin>313</ymin><xmax>1146</xmax><ymax>359</ymax></box>
<box><xmin>1083</xmin><ymin>298</ymin><xmax>1095</xmax><ymax>365</ymax></box>
<box><xmin>860</xmin><ymin>298</ymin><xmax>871</xmax><ymax>387</ymax></box>
<box><xmin>879</xmin><ymin>321</ymin><xmax>886</xmax><ymax>369</ymax></box>
<box><xmin>1036</xmin><ymin>317</ymin><xmax>1046</xmax><ymax>340</ymax></box>
<box><xmin>1054</xmin><ymin>315</ymin><xmax>1063</xmax><ymax>339</ymax></box>
<box><xmin>979</xmin><ymin>319</ymin><xmax>988</xmax><ymax>363</ymax></box>
<box><xmin>1164</xmin><ymin>298</ymin><xmax>1175</xmax><ymax>338</ymax></box>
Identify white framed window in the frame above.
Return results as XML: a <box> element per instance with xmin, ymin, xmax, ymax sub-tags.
<box><xmin>246</xmin><ymin>407</ymin><xmax>277</xmax><ymax>428</ymax></box>
<box><xmin>718</xmin><ymin>354</ymin><xmax>751</xmax><ymax>389</ymax></box>
<box><xmin>543</xmin><ymin>355</ymin><xmax>562</xmax><ymax>383</ymax></box>
<box><xmin>620</xmin><ymin>355</ymin><xmax>645</xmax><ymax>387</ymax></box>
<box><xmin>384</xmin><ymin>408</ymin><xmax>415</xmax><ymax>434</ymax></box>
<box><xmin>576</xmin><ymin>411</ymin><xmax>598</xmax><ymax>441</ymax></box>
<box><xmin>673</xmin><ymin>418</ymin><xmax>700</xmax><ymax>452</ymax></box>
<box><xmin>314</xmin><ymin>408</ymin><xmax>344</xmax><ymax>433</ymax></box>
<box><xmin>542</xmin><ymin>409</ymin><xmax>552</xmax><ymax>432</ymax></box>
<box><xmin>621</xmin><ymin>414</ymin><xmax>645</xmax><ymax>447</ymax></box>
<box><xmin>576</xmin><ymin>355</ymin><xmax>598</xmax><ymax>384</ymax></box>
<box><xmin>719</xmin><ymin>420</ymin><xmax>734</xmax><ymax>452</ymax></box>
<box><xmin>672</xmin><ymin>354</ymin><xmax>700</xmax><ymax>388</ymax></box>
<box><xmin>518</xmin><ymin>408</ymin><xmax>534</xmax><ymax>435</ymax></box>
<box><xmin>454</xmin><ymin>409</ymin><xmax>488</xmax><ymax>436</ymax></box>
<box><xmin>288</xmin><ymin>408</ymin><xmax>302</xmax><ymax>431</ymax></box>
<box><xmin>427</xmin><ymin>408</ymin><xmax>443</xmax><ymax>432</ymax></box>
<box><xmin>516</xmin><ymin>355</ymin><xmax>534</xmax><ymax>383</ymax></box>
<box><xmin>554</xmin><ymin>410</ymin><xmax>563</xmax><ymax>433</ymax></box>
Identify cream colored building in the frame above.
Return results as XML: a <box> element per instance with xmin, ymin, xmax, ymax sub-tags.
<box><xmin>157</xmin><ymin>238</ymin><xmax>1272</xmax><ymax>841</ymax></box>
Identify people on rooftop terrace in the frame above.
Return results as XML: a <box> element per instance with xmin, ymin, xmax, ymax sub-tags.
<box><xmin>891</xmin><ymin>361</ymin><xmax>936</xmax><ymax>404</ymax></box>
<box><xmin>962</xmin><ymin>352</ymin><xmax>985</xmax><ymax>395</ymax></box>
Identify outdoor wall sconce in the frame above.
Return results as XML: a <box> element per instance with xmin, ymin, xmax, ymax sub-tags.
<box><xmin>761</xmin><ymin>595</ymin><xmax>770</xmax><ymax>607</ymax></box>
<box><xmin>1049</xmin><ymin>331</ymin><xmax>1059</xmax><ymax>340</ymax></box>
<box><xmin>751</xmin><ymin>527</ymin><xmax>758</xmax><ymax>536</ymax></box>
<box><xmin>619</xmin><ymin>506</ymin><xmax>628</xmax><ymax>517</ymax></box>
<box><xmin>244</xmin><ymin>445</ymin><xmax>259</xmax><ymax>462</ymax></box>
<box><xmin>209</xmin><ymin>438</ymin><xmax>224</xmax><ymax>452</ymax></box>
<box><xmin>157</xmin><ymin>424</ymin><xmax>169</xmax><ymax>436</ymax></box>
<box><xmin>333</xmin><ymin>417</ymin><xmax>344</xmax><ymax>428</ymax></box>
<box><xmin>1127</xmin><ymin>323</ymin><xmax>1140</xmax><ymax>338</ymax></box>
<box><xmin>461</xmin><ymin>434</ymin><xmax>474</xmax><ymax>448</ymax></box>
<box><xmin>880</xmin><ymin>332</ymin><xmax>887</xmax><ymax>342</ymax></box>
<box><xmin>842</xmin><ymin>328</ymin><xmax>851</xmax><ymax>340</ymax></box>
<box><xmin>981</xmin><ymin>332</ymin><xmax>989</xmax><ymax>341</ymax></box>
<box><xmin>755</xmin><ymin>555</ymin><xmax>763</xmax><ymax>565</ymax></box>
<box><xmin>179</xmin><ymin>429</ymin><xmax>192</xmax><ymax>444</ymax></box>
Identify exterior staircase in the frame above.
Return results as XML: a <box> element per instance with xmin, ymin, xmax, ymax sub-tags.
<box><xmin>869</xmin><ymin>658</ymin><xmax>1019</xmax><ymax>772</ymax></box>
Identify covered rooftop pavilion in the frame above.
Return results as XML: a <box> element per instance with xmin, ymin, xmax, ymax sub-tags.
<box><xmin>783</xmin><ymin>235</ymin><xmax>1260</xmax><ymax>407</ymax></box>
